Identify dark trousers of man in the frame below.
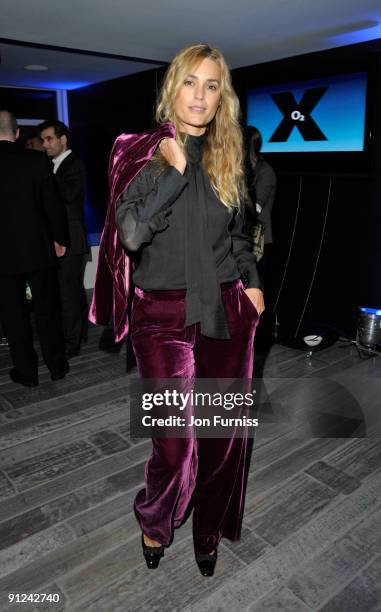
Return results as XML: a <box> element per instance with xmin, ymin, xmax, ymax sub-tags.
<box><xmin>0</xmin><ymin>268</ymin><xmax>67</xmax><ymax>380</ymax></box>
<box><xmin>255</xmin><ymin>243</ymin><xmax>274</xmax><ymax>350</ymax></box>
<box><xmin>58</xmin><ymin>254</ymin><xmax>87</xmax><ymax>351</ymax></box>
<box><xmin>131</xmin><ymin>279</ymin><xmax>258</xmax><ymax>555</ymax></box>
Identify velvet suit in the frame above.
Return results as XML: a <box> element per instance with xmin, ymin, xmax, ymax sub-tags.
<box><xmin>115</xmin><ymin>132</ymin><xmax>261</xmax><ymax>555</ymax></box>
<box><xmin>90</xmin><ymin>125</ymin><xmax>261</xmax><ymax>555</ymax></box>
<box><xmin>131</xmin><ymin>280</ymin><xmax>258</xmax><ymax>553</ymax></box>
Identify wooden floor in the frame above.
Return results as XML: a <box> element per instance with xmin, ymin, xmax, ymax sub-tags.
<box><xmin>0</xmin><ymin>325</ymin><xmax>381</xmax><ymax>611</ymax></box>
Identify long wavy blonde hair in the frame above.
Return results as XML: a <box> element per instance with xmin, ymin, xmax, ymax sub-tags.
<box><xmin>155</xmin><ymin>43</ymin><xmax>245</xmax><ymax>209</ymax></box>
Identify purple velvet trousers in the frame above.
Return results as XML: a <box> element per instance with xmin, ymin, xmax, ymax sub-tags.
<box><xmin>131</xmin><ymin>279</ymin><xmax>258</xmax><ymax>554</ymax></box>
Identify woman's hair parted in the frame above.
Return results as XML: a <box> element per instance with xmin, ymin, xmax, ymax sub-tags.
<box><xmin>155</xmin><ymin>43</ymin><xmax>245</xmax><ymax>210</ymax></box>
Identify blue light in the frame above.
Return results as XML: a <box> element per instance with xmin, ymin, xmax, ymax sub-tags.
<box><xmin>43</xmin><ymin>81</ymin><xmax>93</xmax><ymax>90</ymax></box>
<box><xmin>0</xmin><ymin>77</ymin><xmax>93</xmax><ymax>90</ymax></box>
<box><xmin>54</xmin><ymin>81</ymin><xmax>93</xmax><ymax>90</ymax></box>
<box><xmin>87</xmin><ymin>232</ymin><xmax>101</xmax><ymax>246</ymax></box>
<box><xmin>56</xmin><ymin>90</ymin><xmax>69</xmax><ymax>126</ymax></box>
<box><xmin>360</xmin><ymin>307</ymin><xmax>381</xmax><ymax>316</ymax></box>
<box><xmin>330</xmin><ymin>19</ymin><xmax>381</xmax><ymax>45</ymax></box>
<box><xmin>16</xmin><ymin>91</ymin><xmax>56</xmax><ymax>99</ymax></box>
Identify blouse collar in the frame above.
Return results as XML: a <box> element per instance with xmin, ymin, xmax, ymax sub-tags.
<box><xmin>183</xmin><ymin>132</ymin><xmax>207</xmax><ymax>164</ymax></box>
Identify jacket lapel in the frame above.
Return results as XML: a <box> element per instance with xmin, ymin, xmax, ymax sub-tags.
<box><xmin>55</xmin><ymin>151</ymin><xmax>74</xmax><ymax>176</ymax></box>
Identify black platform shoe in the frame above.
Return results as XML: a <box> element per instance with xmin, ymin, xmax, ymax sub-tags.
<box><xmin>9</xmin><ymin>368</ymin><xmax>38</xmax><ymax>387</ymax></box>
<box><xmin>195</xmin><ymin>548</ymin><xmax>218</xmax><ymax>577</ymax></box>
<box><xmin>141</xmin><ymin>533</ymin><xmax>164</xmax><ymax>569</ymax></box>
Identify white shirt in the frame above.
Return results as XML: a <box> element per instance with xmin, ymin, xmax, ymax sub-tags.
<box><xmin>52</xmin><ymin>149</ymin><xmax>72</xmax><ymax>174</ymax></box>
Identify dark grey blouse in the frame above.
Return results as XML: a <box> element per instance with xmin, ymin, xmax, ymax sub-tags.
<box><xmin>116</xmin><ymin>133</ymin><xmax>262</xmax><ymax>339</ymax></box>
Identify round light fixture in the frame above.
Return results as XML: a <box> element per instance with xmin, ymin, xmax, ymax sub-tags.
<box><xmin>24</xmin><ymin>64</ymin><xmax>49</xmax><ymax>71</ymax></box>
<box><xmin>303</xmin><ymin>335</ymin><xmax>323</xmax><ymax>347</ymax></box>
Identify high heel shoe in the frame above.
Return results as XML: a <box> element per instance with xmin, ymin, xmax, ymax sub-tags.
<box><xmin>141</xmin><ymin>533</ymin><xmax>164</xmax><ymax>569</ymax></box>
<box><xmin>195</xmin><ymin>548</ymin><xmax>218</xmax><ymax>577</ymax></box>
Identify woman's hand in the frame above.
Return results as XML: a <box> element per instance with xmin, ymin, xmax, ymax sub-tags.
<box><xmin>159</xmin><ymin>138</ymin><xmax>186</xmax><ymax>175</ymax></box>
<box><xmin>245</xmin><ymin>288</ymin><xmax>265</xmax><ymax>316</ymax></box>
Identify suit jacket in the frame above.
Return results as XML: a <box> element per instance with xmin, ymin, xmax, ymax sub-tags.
<box><xmin>89</xmin><ymin>123</ymin><xmax>176</xmax><ymax>341</ymax></box>
<box><xmin>54</xmin><ymin>152</ymin><xmax>88</xmax><ymax>255</ymax></box>
<box><xmin>0</xmin><ymin>141</ymin><xmax>69</xmax><ymax>275</ymax></box>
<box><xmin>255</xmin><ymin>157</ymin><xmax>277</xmax><ymax>244</ymax></box>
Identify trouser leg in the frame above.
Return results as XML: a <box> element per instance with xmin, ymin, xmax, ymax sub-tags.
<box><xmin>57</xmin><ymin>254</ymin><xmax>84</xmax><ymax>350</ymax></box>
<box><xmin>130</xmin><ymin>282</ymin><xmax>258</xmax><ymax>550</ymax></box>
<box><xmin>192</xmin><ymin>281</ymin><xmax>258</xmax><ymax>554</ymax></box>
<box><xmin>255</xmin><ymin>244</ymin><xmax>274</xmax><ymax>350</ymax></box>
<box><xmin>0</xmin><ymin>273</ymin><xmax>38</xmax><ymax>380</ymax></box>
<box><xmin>131</xmin><ymin>291</ymin><xmax>198</xmax><ymax>546</ymax></box>
<box><xmin>27</xmin><ymin>269</ymin><xmax>68</xmax><ymax>374</ymax></box>
<box><xmin>80</xmin><ymin>256</ymin><xmax>88</xmax><ymax>342</ymax></box>
<box><xmin>0</xmin><ymin>318</ymin><xmax>6</xmax><ymax>340</ymax></box>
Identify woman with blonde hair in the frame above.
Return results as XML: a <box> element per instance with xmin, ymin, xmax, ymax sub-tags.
<box><xmin>111</xmin><ymin>43</ymin><xmax>264</xmax><ymax>576</ymax></box>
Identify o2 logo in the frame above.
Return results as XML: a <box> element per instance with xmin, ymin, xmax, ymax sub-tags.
<box><xmin>291</xmin><ymin>110</ymin><xmax>305</xmax><ymax>122</ymax></box>
<box><xmin>269</xmin><ymin>87</ymin><xmax>328</xmax><ymax>142</ymax></box>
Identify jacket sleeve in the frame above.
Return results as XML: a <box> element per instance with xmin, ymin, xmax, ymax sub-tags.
<box><xmin>116</xmin><ymin>164</ymin><xmax>188</xmax><ymax>252</ymax></box>
<box><xmin>255</xmin><ymin>163</ymin><xmax>276</xmax><ymax>212</ymax></box>
<box><xmin>41</xmin><ymin>157</ymin><xmax>70</xmax><ymax>247</ymax></box>
<box><xmin>231</xmin><ymin>209</ymin><xmax>263</xmax><ymax>290</ymax></box>
<box><xmin>55</xmin><ymin>158</ymin><xmax>85</xmax><ymax>204</ymax></box>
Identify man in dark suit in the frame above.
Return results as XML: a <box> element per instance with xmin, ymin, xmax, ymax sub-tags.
<box><xmin>246</xmin><ymin>126</ymin><xmax>277</xmax><ymax>254</ymax></box>
<box><xmin>39</xmin><ymin>120</ymin><xmax>89</xmax><ymax>358</ymax></box>
<box><xmin>246</xmin><ymin>126</ymin><xmax>277</xmax><ymax>350</ymax></box>
<box><xmin>0</xmin><ymin>110</ymin><xmax>70</xmax><ymax>386</ymax></box>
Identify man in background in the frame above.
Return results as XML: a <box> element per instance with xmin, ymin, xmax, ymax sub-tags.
<box><xmin>245</xmin><ymin>126</ymin><xmax>277</xmax><ymax>350</ymax></box>
<box><xmin>39</xmin><ymin>120</ymin><xmax>88</xmax><ymax>358</ymax></box>
<box><xmin>0</xmin><ymin>110</ymin><xmax>70</xmax><ymax>386</ymax></box>
<box><xmin>246</xmin><ymin>125</ymin><xmax>277</xmax><ymax>272</ymax></box>
<box><xmin>25</xmin><ymin>132</ymin><xmax>44</xmax><ymax>151</ymax></box>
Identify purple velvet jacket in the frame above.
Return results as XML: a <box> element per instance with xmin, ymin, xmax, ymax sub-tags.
<box><xmin>88</xmin><ymin>123</ymin><xmax>176</xmax><ymax>342</ymax></box>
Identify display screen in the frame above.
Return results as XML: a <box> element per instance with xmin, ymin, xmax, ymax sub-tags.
<box><xmin>247</xmin><ymin>72</ymin><xmax>367</xmax><ymax>153</ymax></box>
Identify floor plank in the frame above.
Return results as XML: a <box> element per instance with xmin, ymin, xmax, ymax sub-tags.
<box><xmin>0</xmin><ymin>333</ymin><xmax>380</xmax><ymax>611</ymax></box>
<box><xmin>318</xmin><ymin>553</ymin><xmax>381</xmax><ymax>611</ymax></box>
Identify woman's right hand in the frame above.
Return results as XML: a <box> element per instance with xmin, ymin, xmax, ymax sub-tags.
<box><xmin>159</xmin><ymin>138</ymin><xmax>186</xmax><ymax>175</ymax></box>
